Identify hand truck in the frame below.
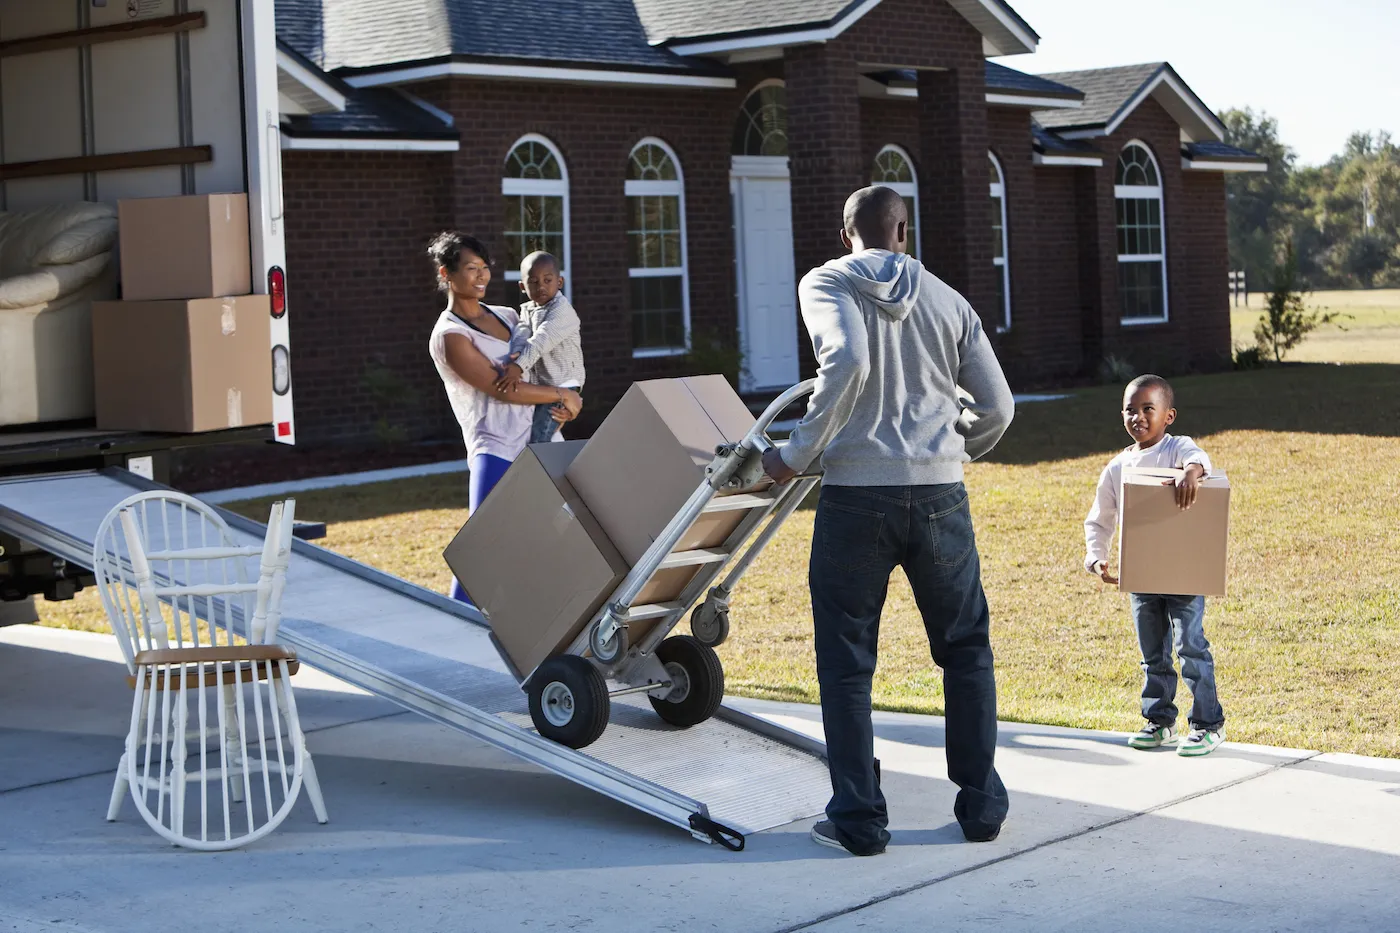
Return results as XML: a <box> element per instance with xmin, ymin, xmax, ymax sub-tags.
<box><xmin>520</xmin><ymin>379</ymin><xmax>820</xmax><ymax>749</ymax></box>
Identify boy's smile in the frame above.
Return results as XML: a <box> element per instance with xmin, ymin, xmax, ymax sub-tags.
<box><xmin>1122</xmin><ymin>385</ymin><xmax>1175</xmax><ymax>449</ymax></box>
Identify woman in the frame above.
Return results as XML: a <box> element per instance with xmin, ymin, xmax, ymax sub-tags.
<box><xmin>427</xmin><ymin>231</ymin><xmax>582</xmax><ymax>602</ymax></box>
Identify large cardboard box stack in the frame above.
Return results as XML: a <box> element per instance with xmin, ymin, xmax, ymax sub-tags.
<box><xmin>1118</xmin><ymin>467</ymin><xmax>1232</xmax><ymax>597</ymax></box>
<box><xmin>93</xmin><ymin>194</ymin><xmax>271</xmax><ymax>433</ymax></box>
<box><xmin>445</xmin><ymin>375</ymin><xmax>767</xmax><ymax>681</ymax></box>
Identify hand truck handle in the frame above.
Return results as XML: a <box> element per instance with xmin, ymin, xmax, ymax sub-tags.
<box><xmin>739</xmin><ymin>379</ymin><xmax>816</xmax><ymax>453</ymax></box>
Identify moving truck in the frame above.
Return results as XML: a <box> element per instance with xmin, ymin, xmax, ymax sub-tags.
<box><xmin>0</xmin><ymin>0</ymin><xmax>292</xmax><ymax>623</ymax></box>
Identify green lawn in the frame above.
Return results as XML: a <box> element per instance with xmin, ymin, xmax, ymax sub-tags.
<box><xmin>1231</xmin><ymin>288</ymin><xmax>1400</xmax><ymax>364</ymax></box>
<box><xmin>34</xmin><ymin>307</ymin><xmax>1400</xmax><ymax>757</ymax></box>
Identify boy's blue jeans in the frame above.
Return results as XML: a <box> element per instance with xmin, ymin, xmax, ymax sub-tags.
<box><xmin>1130</xmin><ymin>593</ymin><xmax>1225</xmax><ymax>730</ymax></box>
<box><xmin>529</xmin><ymin>387</ymin><xmax>580</xmax><ymax>444</ymax></box>
<box><xmin>810</xmin><ymin>483</ymin><xmax>1008</xmax><ymax>854</ymax></box>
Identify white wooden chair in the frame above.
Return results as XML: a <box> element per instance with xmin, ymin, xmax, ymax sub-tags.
<box><xmin>94</xmin><ymin>491</ymin><xmax>328</xmax><ymax>850</ymax></box>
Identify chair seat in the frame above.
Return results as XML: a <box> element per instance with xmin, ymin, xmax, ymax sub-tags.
<box><xmin>126</xmin><ymin>658</ymin><xmax>300</xmax><ymax>690</ymax></box>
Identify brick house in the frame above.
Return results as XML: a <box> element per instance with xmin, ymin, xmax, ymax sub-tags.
<box><xmin>271</xmin><ymin>0</ymin><xmax>1265</xmax><ymax>445</ymax></box>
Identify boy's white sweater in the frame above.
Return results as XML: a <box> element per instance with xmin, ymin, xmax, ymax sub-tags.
<box><xmin>1083</xmin><ymin>433</ymin><xmax>1213</xmax><ymax>573</ymax></box>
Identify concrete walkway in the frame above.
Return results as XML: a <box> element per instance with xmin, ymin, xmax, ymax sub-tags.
<box><xmin>2</xmin><ymin>624</ymin><xmax>1396</xmax><ymax>933</ymax></box>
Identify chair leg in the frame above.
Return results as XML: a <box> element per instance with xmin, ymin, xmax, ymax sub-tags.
<box><xmin>107</xmin><ymin>752</ymin><xmax>129</xmax><ymax>822</ymax></box>
<box><xmin>301</xmin><ymin>746</ymin><xmax>329</xmax><ymax>824</ymax></box>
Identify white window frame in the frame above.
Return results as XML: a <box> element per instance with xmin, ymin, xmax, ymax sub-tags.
<box><xmin>1115</xmin><ymin>140</ymin><xmax>1169</xmax><ymax>325</ymax></box>
<box><xmin>626</xmin><ymin>137</ymin><xmax>691</xmax><ymax>358</ymax></box>
<box><xmin>872</xmin><ymin>144</ymin><xmax>922</xmax><ymax>259</ymax></box>
<box><xmin>989</xmin><ymin>151</ymin><xmax>1011</xmax><ymax>332</ymax></box>
<box><xmin>501</xmin><ymin>133</ymin><xmax>571</xmax><ymax>284</ymax></box>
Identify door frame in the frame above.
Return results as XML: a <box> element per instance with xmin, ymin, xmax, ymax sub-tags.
<box><xmin>730</xmin><ymin>155</ymin><xmax>793</xmax><ymax>393</ymax></box>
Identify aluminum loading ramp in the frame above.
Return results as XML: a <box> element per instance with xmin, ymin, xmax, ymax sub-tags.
<box><xmin>0</xmin><ymin>469</ymin><xmax>830</xmax><ymax>846</ymax></box>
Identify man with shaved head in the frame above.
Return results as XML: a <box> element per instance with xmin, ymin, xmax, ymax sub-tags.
<box><xmin>763</xmin><ymin>185</ymin><xmax>1015</xmax><ymax>855</ymax></box>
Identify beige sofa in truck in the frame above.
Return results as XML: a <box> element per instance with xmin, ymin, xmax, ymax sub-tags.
<box><xmin>0</xmin><ymin>202</ymin><xmax>119</xmax><ymax>427</ymax></box>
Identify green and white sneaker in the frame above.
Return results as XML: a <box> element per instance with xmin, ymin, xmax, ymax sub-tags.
<box><xmin>1127</xmin><ymin>722</ymin><xmax>1178</xmax><ymax>749</ymax></box>
<box><xmin>1178</xmin><ymin>727</ymin><xmax>1225</xmax><ymax>757</ymax></box>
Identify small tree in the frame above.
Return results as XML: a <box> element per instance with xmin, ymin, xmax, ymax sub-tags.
<box><xmin>1254</xmin><ymin>240</ymin><xmax>1345</xmax><ymax>362</ymax></box>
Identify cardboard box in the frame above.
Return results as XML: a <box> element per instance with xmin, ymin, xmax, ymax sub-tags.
<box><xmin>443</xmin><ymin>442</ymin><xmax>626</xmax><ymax>680</ymax></box>
<box><xmin>1118</xmin><ymin>467</ymin><xmax>1231</xmax><ymax>597</ymax></box>
<box><xmin>92</xmin><ymin>296</ymin><xmax>272</xmax><ymax>433</ymax></box>
<box><xmin>565</xmin><ymin>376</ymin><xmax>761</xmax><ymax>582</ymax></box>
<box><xmin>118</xmin><ymin>194</ymin><xmax>251</xmax><ymax>301</ymax></box>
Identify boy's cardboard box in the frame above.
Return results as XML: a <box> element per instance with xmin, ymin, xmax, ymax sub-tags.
<box><xmin>1118</xmin><ymin>467</ymin><xmax>1231</xmax><ymax>597</ymax></box>
<box><xmin>91</xmin><ymin>296</ymin><xmax>272</xmax><ymax>433</ymax></box>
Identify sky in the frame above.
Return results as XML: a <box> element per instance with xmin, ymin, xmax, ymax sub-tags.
<box><xmin>1002</xmin><ymin>0</ymin><xmax>1399</xmax><ymax>166</ymax></box>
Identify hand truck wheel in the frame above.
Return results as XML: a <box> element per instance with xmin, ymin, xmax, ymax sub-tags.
<box><xmin>690</xmin><ymin>601</ymin><xmax>730</xmax><ymax>648</ymax></box>
<box><xmin>648</xmin><ymin>636</ymin><xmax>724</xmax><ymax>728</ymax></box>
<box><xmin>588</xmin><ymin>618</ymin><xmax>628</xmax><ymax>665</ymax></box>
<box><xmin>527</xmin><ymin>655</ymin><xmax>610</xmax><ymax>749</ymax></box>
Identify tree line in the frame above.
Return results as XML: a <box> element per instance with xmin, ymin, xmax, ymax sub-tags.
<box><xmin>1222</xmin><ymin>109</ymin><xmax>1399</xmax><ymax>292</ymax></box>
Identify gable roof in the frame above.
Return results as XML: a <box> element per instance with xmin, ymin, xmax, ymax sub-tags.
<box><xmin>1031</xmin><ymin>62</ymin><xmax>1225</xmax><ymax>142</ymax></box>
<box><xmin>638</xmin><ymin>0</ymin><xmax>1038</xmax><ymax>56</ymax></box>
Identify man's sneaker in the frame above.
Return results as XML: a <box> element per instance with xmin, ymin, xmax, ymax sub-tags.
<box><xmin>1127</xmin><ymin>722</ymin><xmax>1178</xmax><ymax>749</ymax></box>
<box><xmin>810</xmin><ymin>820</ymin><xmax>884</xmax><ymax>856</ymax></box>
<box><xmin>1178</xmin><ymin>727</ymin><xmax>1225</xmax><ymax>757</ymax></box>
<box><xmin>811</xmin><ymin>820</ymin><xmax>848</xmax><ymax>852</ymax></box>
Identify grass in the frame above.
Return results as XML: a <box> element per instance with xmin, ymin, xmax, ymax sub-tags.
<box><xmin>1230</xmin><ymin>287</ymin><xmax>1400</xmax><ymax>364</ymax></box>
<box><xmin>34</xmin><ymin>300</ymin><xmax>1400</xmax><ymax>757</ymax></box>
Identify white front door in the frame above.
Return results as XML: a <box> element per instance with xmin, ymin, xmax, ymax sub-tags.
<box><xmin>732</xmin><ymin>158</ymin><xmax>799</xmax><ymax>392</ymax></box>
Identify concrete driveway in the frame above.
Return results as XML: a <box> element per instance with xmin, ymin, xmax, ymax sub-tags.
<box><xmin>2</xmin><ymin>624</ymin><xmax>1396</xmax><ymax>933</ymax></box>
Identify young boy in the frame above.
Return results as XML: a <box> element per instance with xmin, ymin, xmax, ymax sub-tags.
<box><xmin>494</xmin><ymin>251</ymin><xmax>585</xmax><ymax>442</ymax></box>
<box><xmin>1084</xmin><ymin>374</ymin><xmax>1227</xmax><ymax>757</ymax></box>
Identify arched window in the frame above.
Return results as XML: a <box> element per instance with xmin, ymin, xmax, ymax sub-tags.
<box><xmin>732</xmin><ymin>83</ymin><xmax>787</xmax><ymax>157</ymax></box>
<box><xmin>872</xmin><ymin>145</ymin><xmax>920</xmax><ymax>259</ymax></box>
<box><xmin>502</xmin><ymin>134</ymin><xmax>569</xmax><ymax>286</ymax></box>
<box><xmin>1115</xmin><ymin>142</ymin><xmax>1167</xmax><ymax>323</ymax></box>
<box><xmin>989</xmin><ymin>152</ymin><xmax>1011</xmax><ymax>331</ymax></box>
<box><xmin>627</xmin><ymin>139</ymin><xmax>690</xmax><ymax>354</ymax></box>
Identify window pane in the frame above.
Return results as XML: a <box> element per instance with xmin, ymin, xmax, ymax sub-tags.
<box><xmin>1116</xmin><ymin>195</ymin><xmax>1162</xmax><ymax>257</ymax></box>
<box><xmin>733</xmin><ymin>85</ymin><xmax>788</xmax><ymax>157</ymax></box>
<box><xmin>1118</xmin><ymin>261</ymin><xmax>1165</xmax><ymax>319</ymax></box>
<box><xmin>994</xmin><ymin>264</ymin><xmax>1007</xmax><ymax>326</ymax></box>
<box><xmin>631</xmin><ymin>274</ymin><xmax>686</xmax><ymax>349</ymax></box>
<box><xmin>990</xmin><ymin>195</ymin><xmax>1004</xmax><ymax>260</ymax></box>
<box><xmin>629</xmin><ymin>143</ymin><xmax>678</xmax><ymax>181</ymax></box>
<box><xmin>505</xmin><ymin>141</ymin><xmax>562</xmax><ymax>180</ymax></box>
<box><xmin>904</xmin><ymin>197</ymin><xmax>918</xmax><ymax>259</ymax></box>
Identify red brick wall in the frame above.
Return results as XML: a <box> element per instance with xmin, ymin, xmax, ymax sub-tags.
<box><xmin>280</xmin><ymin>149</ymin><xmax>455</xmax><ymax>443</ymax></box>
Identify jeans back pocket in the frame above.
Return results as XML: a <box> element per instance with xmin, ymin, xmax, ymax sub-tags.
<box><xmin>929</xmin><ymin>495</ymin><xmax>974</xmax><ymax>568</ymax></box>
<box><xmin>819</xmin><ymin>500</ymin><xmax>886</xmax><ymax>573</ymax></box>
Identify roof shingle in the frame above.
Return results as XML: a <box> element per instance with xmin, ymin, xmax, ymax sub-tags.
<box><xmin>277</xmin><ymin>0</ymin><xmax>716</xmax><ymax>76</ymax></box>
<box><xmin>1184</xmin><ymin>140</ymin><xmax>1266</xmax><ymax>162</ymax></box>
<box><xmin>985</xmin><ymin>62</ymin><xmax>1082</xmax><ymax>99</ymax></box>
<box><xmin>632</xmin><ymin>0</ymin><xmax>859</xmax><ymax>44</ymax></box>
<box><xmin>1030</xmin><ymin>62</ymin><xmax>1164</xmax><ymax>131</ymax></box>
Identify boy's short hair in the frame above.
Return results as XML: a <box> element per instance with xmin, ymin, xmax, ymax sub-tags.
<box><xmin>1124</xmin><ymin>373</ymin><xmax>1175</xmax><ymax>408</ymax></box>
<box><xmin>520</xmin><ymin>251</ymin><xmax>559</xmax><ymax>276</ymax></box>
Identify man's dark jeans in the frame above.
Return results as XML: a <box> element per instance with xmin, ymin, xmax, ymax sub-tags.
<box><xmin>810</xmin><ymin>483</ymin><xmax>1008</xmax><ymax>853</ymax></box>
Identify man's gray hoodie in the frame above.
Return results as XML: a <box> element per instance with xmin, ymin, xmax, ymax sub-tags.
<box><xmin>780</xmin><ymin>249</ymin><xmax>1015</xmax><ymax>487</ymax></box>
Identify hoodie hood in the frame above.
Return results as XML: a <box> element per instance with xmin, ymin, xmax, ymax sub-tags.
<box><xmin>829</xmin><ymin>249</ymin><xmax>923</xmax><ymax>322</ymax></box>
